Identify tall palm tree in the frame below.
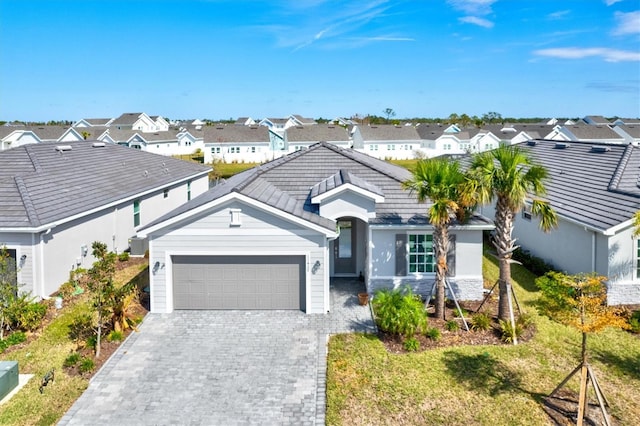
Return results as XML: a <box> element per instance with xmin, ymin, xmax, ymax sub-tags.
<box><xmin>470</xmin><ymin>145</ymin><xmax>557</xmax><ymax>321</ymax></box>
<box><xmin>404</xmin><ymin>158</ymin><xmax>473</xmax><ymax>320</ymax></box>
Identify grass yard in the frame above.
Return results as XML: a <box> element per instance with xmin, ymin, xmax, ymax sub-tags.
<box><xmin>0</xmin><ymin>259</ymin><xmax>148</xmax><ymax>426</ymax></box>
<box><xmin>326</xmin><ymin>254</ymin><xmax>640</xmax><ymax>425</ymax></box>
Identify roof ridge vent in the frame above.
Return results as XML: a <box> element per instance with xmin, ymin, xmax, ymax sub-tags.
<box><xmin>554</xmin><ymin>142</ymin><xmax>570</xmax><ymax>149</ymax></box>
<box><xmin>92</xmin><ymin>142</ymin><xmax>106</xmax><ymax>148</ymax></box>
<box><xmin>591</xmin><ymin>145</ymin><xmax>611</xmax><ymax>153</ymax></box>
<box><xmin>55</xmin><ymin>145</ymin><xmax>72</xmax><ymax>152</ymax></box>
<box><xmin>527</xmin><ymin>140</ymin><xmax>538</xmax><ymax>146</ymax></box>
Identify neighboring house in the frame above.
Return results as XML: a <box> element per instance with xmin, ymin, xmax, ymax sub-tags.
<box><xmin>581</xmin><ymin>115</ymin><xmax>611</xmax><ymax>126</ymax></box>
<box><xmin>203</xmin><ymin>124</ymin><xmax>272</xmax><ymax>164</ymax></box>
<box><xmin>27</xmin><ymin>126</ymin><xmax>84</xmax><ymax>143</ymax></box>
<box><xmin>0</xmin><ymin>141</ymin><xmax>211</xmax><ymax>300</ymax></box>
<box><xmin>111</xmin><ymin>112</ymin><xmax>168</xmax><ymax>133</ymax></box>
<box><xmin>0</xmin><ymin>127</ymin><xmax>39</xmax><ymax>151</ymax></box>
<box><xmin>547</xmin><ymin>124</ymin><xmax>626</xmax><ymax>144</ymax></box>
<box><xmin>73</xmin><ymin>118</ymin><xmax>114</xmax><ymax>128</ymax></box>
<box><xmin>612</xmin><ymin>125</ymin><xmax>640</xmax><ymax>145</ymax></box>
<box><xmin>478</xmin><ymin>139</ymin><xmax>640</xmax><ymax>305</ymax></box>
<box><xmin>285</xmin><ymin>124</ymin><xmax>351</xmax><ymax>153</ymax></box>
<box><xmin>352</xmin><ymin>124</ymin><xmax>423</xmax><ymax>160</ymax></box>
<box><xmin>137</xmin><ymin>142</ymin><xmax>493</xmax><ymax>314</ymax></box>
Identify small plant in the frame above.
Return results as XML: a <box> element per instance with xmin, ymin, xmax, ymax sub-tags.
<box><xmin>499</xmin><ymin>319</ymin><xmax>523</xmax><ymax>343</ymax></box>
<box><xmin>453</xmin><ymin>308</ymin><xmax>469</xmax><ymax>318</ymax></box>
<box><xmin>86</xmin><ymin>335</ymin><xmax>97</xmax><ymax>349</ymax></box>
<box><xmin>6</xmin><ymin>295</ymin><xmax>47</xmax><ymax>331</ymax></box>
<box><xmin>403</xmin><ymin>337</ymin><xmax>420</xmax><ymax>352</ymax></box>
<box><xmin>106</xmin><ymin>330</ymin><xmax>124</xmax><ymax>342</ymax></box>
<box><xmin>470</xmin><ymin>313</ymin><xmax>491</xmax><ymax>331</ymax></box>
<box><xmin>629</xmin><ymin>310</ymin><xmax>640</xmax><ymax>334</ymax></box>
<box><xmin>118</xmin><ymin>252</ymin><xmax>130</xmax><ymax>262</ymax></box>
<box><xmin>445</xmin><ymin>320</ymin><xmax>460</xmax><ymax>331</ymax></box>
<box><xmin>516</xmin><ymin>312</ymin><xmax>534</xmax><ymax>329</ymax></box>
<box><xmin>425</xmin><ymin>327</ymin><xmax>441</xmax><ymax>341</ymax></box>
<box><xmin>68</xmin><ymin>313</ymin><xmax>94</xmax><ymax>346</ymax></box>
<box><xmin>63</xmin><ymin>352</ymin><xmax>81</xmax><ymax>368</ymax></box>
<box><xmin>79</xmin><ymin>357</ymin><xmax>95</xmax><ymax>373</ymax></box>
<box><xmin>0</xmin><ymin>331</ymin><xmax>26</xmax><ymax>353</ymax></box>
<box><xmin>372</xmin><ymin>287</ymin><xmax>428</xmax><ymax>337</ymax></box>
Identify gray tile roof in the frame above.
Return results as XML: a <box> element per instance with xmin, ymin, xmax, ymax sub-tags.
<box><xmin>310</xmin><ymin>170</ymin><xmax>385</xmax><ymax>199</ymax></box>
<box><xmin>112</xmin><ymin>113</ymin><xmax>143</xmax><ymax>126</ymax></box>
<box><xmin>84</xmin><ymin>118</ymin><xmax>112</xmax><ymax>126</ymax></box>
<box><xmin>142</xmin><ymin>142</ymin><xmax>493</xmax><ymax>233</ymax></box>
<box><xmin>357</xmin><ymin>124</ymin><xmax>422</xmax><ymax>141</ymax></box>
<box><xmin>0</xmin><ymin>141</ymin><xmax>211</xmax><ymax>229</ymax></box>
<box><xmin>583</xmin><ymin>115</ymin><xmax>611</xmax><ymax>125</ymax></box>
<box><xmin>285</xmin><ymin>124</ymin><xmax>350</xmax><ymax>142</ymax></box>
<box><xmin>202</xmin><ymin>125</ymin><xmax>270</xmax><ymax>143</ymax></box>
<box><xmin>24</xmin><ymin>126</ymin><xmax>77</xmax><ymax>141</ymax></box>
<box><xmin>516</xmin><ymin>139</ymin><xmax>640</xmax><ymax>231</ymax></box>
<box><xmin>563</xmin><ymin>125</ymin><xmax>624</xmax><ymax>140</ymax></box>
<box><xmin>415</xmin><ymin>123</ymin><xmax>447</xmax><ymax>140</ymax></box>
<box><xmin>616</xmin><ymin>125</ymin><xmax>640</xmax><ymax>138</ymax></box>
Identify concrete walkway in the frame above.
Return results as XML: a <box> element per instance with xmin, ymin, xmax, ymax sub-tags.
<box><xmin>58</xmin><ymin>279</ymin><xmax>375</xmax><ymax>426</ymax></box>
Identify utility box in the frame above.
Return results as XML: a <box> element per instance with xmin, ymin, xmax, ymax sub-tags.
<box><xmin>129</xmin><ymin>236</ymin><xmax>148</xmax><ymax>256</ymax></box>
<box><xmin>0</xmin><ymin>361</ymin><xmax>18</xmax><ymax>402</ymax></box>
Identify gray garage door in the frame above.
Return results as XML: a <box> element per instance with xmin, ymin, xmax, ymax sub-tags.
<box><xmin>172</xmin><ymin>255</ymin><xmax>305</xmax><ymax>311</ymax></box>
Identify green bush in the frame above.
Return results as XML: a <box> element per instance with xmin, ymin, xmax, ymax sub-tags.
<box><xmin>452</xmin><ymin>308</ymin><xmax>469</xmax><ymax>318</ymax></box>
<box><xmin>118</xmin><ymin>252</ymin><xmax>130</xmax><ymax>262</ymax></box>
<box><xmin>470</xmin><ymin>313</ymin><xmax>492</xmax><ymax>331</ymax></box>
<box><xmin>512</xmin><ymin>247</ymin><xmax>556</xmax><ymax>276</ymax></box>
<box><xmin>63</xmin><ymin>352</ymin><xmax>81</xmax><ymax>368</ymax></box>
<box><xmin>372</xmin><ymin>287</ymin><xmax>428</xmax><ymax>337</ymax></box>
<box><xmin>0</xmin><ymin>331</ymin><xmax>26</xmax><ymax>353</ymax></box>
<box><xmin>79</xmin><ymin>357</ymin><xmax>95</xmax><ymax>373</ymax></box>
<box><xmin>6</xmin><ymin>294</ymin><xmax>47</xmax><ymax>331</ymax></box>
<box><xmin>403</xmin><ymin>337</ymin><xmax>420</xmax><ymax>352</ymax></box>
<box><xmin>68</xmin><ymin>313</ymin><xmax>94</xmax><ymax>345</ymax></box>
<box><xmin>425</xmin><ymin>327</ymin><xmax>441</xmax><ymax>341</ymax></box>
<box><xmin>107</xmin><ymin>330</ymin><xmax>124</xmax><ymax>342</ymax></box>
<box><xmin>445</xmin><ymin>320</ymin><xmax>460</xmax><ymax>331</ymax></box>
<box><xmin>499</xmin><ymin>319</ymin><xmax>524</xmax><ymax>343</ymax></box>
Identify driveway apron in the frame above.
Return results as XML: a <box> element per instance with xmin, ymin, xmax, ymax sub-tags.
<box><xmin>59</xmin><ymin>279</ymin><xmax>375</xmax><ymax>425</ymax></box>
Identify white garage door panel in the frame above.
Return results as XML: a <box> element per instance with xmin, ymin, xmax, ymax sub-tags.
<box><xmin>172</xmin><ymin>255</ymin><xmax>305</xmax><ymax>310</ymax></box>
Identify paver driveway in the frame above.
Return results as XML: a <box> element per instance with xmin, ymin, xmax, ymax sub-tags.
<box><xmin>59</xmin><ymin>279</ymin><xmax>375</xmax><ymax>426</ymax></box>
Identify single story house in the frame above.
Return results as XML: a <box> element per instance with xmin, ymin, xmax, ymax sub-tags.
<box><xmin>0</xmin><ymin>141</ymin><xmax>211</xmax><ymax>299</ymax></box>
<box><xmin>138</xmin><ymin>142</ymin><xmax>493</xmax><ymax>314</ymax></box>
<box><xmin>478</xmin><ymin>139</ymin><xmax>640</xmax><ymax>305</ymax></box>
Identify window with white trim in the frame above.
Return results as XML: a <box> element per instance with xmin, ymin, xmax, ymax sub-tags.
<box><xmin>408</xmin><ymin>234</ymin><xmax>435</xmax><ymax>273</ymax></box>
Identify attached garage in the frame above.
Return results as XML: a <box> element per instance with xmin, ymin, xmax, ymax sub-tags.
<box><xmin>172</xmin><ymin>255</ymin><xmax>306</xmax><ymax>311</ymax></box>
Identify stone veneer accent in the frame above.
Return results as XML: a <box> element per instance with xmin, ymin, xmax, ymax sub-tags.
<box><xmin>368</xmin><ymin>277</ymin><xmax>484</xmax><ymax>301</ymax></box>
<box><xmin>607</xmin><ymin>282</ymin><xmax>640</xmax><ymax>306</ymax></box>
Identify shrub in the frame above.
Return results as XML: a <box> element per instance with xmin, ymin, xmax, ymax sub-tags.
<box><xmin>63</xmin><ymin>352</ymin><xmax>81</xmax><ymax>368</ymax></box>
<box><xmin>372</xmin><ymin>287</ymin><xmax>428</xmax><ymax>337</ymax></box>
<box><xmin>425</xmin><ymin>327</ymin><xmax>441</xmax><ymax>341</ymax></box>
<box><xmin>57</xmin><ymin>281</ymin><xmax>76</xmax><ymax>300</ymax></box>
<box><xmin>107</xmin><ymin>330</ymin><xmax>124</xmax><ymax>342</ymax></box>
<box><xmin>512</xmin><ymin>247</ymin><xmax>556</xmax><ymax>276</ymax></box>
<box><xmin>445</xmin><ymin>320</ymin><xmax>460</xmax><ymax>331</ymax></box>
<box><xmin>69</xmin><ymin>313</ymin><xmax>94</xmax><ymax>346</ymax></box>
<box><xmin>118</xmin><ymin>252</ymin><xmax>130</xmax><ymax>262</ymax></box>
<box><xmin>79</xmin><ymin>357</ymin><xmax>95</xmax><ymax>373</ymax></box>
<box><xmin>499</xmin><ymin>319</ymin><xmax>524</xmax><ymax>343</ymax></box>
<box><xmin>6</xmin><ymin>294</ymin><xmax>47</xmax><ymax>331</ymax></box>
<box><xmin>0</xmin><ymin>331</ymin><xmax>26</xmax><ymax>353</ymax></box>
<box><xmin>452</xmin><ymin>308</ymin><xmax>469</xmax><ymax>318</ymax></box>
<box><xmin>517</xmin><ymin>312</ymin><xmax>534</xmax><ymax>329</ymax></box>
<box><xmin>629</xmin><ymin>310</ymin><xmax>640</xmax><ymax>334</ymax></box>
<box><xmin>470</xmin><ymin>313</ymin><xmax>492</xmax><ymax>331</ymax></box>
<box><xmin>403</xmin><ymin>337</ymin><xmax>420</xmax><ymax>352</ymax></box>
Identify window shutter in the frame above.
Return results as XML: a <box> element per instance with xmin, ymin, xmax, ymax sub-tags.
<box><xmin>446</xmin><ymin>234</ymin><xmax>456</xmax><ymax>277</ymax></box>
<box><xmin>395</xmin><ymin>234</ymin><xmax>407</xmax><ymax>276</ymax></box>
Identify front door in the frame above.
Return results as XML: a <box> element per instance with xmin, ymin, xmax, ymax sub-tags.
<box><xmin>334</xmin><ymin>219</ymin><xmax>356</xmax><ymax>274</ymax></box>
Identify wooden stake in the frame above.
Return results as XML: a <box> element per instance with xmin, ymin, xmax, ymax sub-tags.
<box><xmin>576</xmin><ymin>364</ymin><xmax>588</xmax><ymax>426</ymax></box>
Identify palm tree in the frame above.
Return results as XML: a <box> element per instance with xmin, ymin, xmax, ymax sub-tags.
<box><xmin>469</xmin><ymin>145</ymin><xmax>557</xmax><ymax>321</ymax></box>
<box><xmin>403</xmin><ymin>158</ymin><xmax>473</xmax><ymax>320</ymax></box>
<box><xmin>632</xmin><ymin>211</ymin><xmax>640</xmax><ymax>237</ymax></box>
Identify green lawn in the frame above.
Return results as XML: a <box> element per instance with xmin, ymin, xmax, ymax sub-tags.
<box><xmin>326</xmin><ymin>254</ymin><xmax>640</xmax><ymax>425</ymax></box>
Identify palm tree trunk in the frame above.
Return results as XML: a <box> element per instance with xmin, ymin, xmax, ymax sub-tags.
<box><xmin>433</xmin><ymin>224</ymin><xmax>449</xmax><ymax>320</ymax></box>
<box><xmin>494</xmin><ymin>197</ymin><xmax>516</xmax><ymax>321</ymax></box>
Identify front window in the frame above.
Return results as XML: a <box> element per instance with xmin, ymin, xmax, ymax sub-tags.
<box><xmin>408</xmin><ymin>234</ymin><xmax>435</xmax><ymax>273</ymax></box>
<box><xmin>133</xmin><ymin>200</ymin><xmax>140</xmax><ymax>227</ymax></box>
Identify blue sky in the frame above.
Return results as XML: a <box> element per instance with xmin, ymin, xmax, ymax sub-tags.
<box><xmin>1</xmin><ymin>0</ymin><xmax>639</xmax><ymax>122</ymax></box>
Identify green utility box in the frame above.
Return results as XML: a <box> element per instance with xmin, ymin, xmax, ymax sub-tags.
<box><xmin>0</xmin><ymin>361</ymin><xmax>19</xmax><ymax>401</ymax></box>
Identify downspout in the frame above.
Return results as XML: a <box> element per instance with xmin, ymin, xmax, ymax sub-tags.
<box><xmin>591</xmin><ymin>231</ymin><xmax>596</xmax><ymax>273</ymax></box>
<box><xmin>39</xmin><ymin>228</ymin><xmax>52</xmax><ymax>298</ymax></box>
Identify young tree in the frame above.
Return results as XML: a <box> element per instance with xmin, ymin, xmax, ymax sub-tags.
<box><xmin>537</xmin><ymin>272</ymin><xmax>628</xmax><ymax>426</ymax></box>
<box><xmin>0</xmin><ymin>247</ymin><xmax>18</xmax><ymax>340</ymax></box>
<box><xmin>383</xmin><ymin>108</ymin><xmax>396</xmax><ymax>123</ymax></box>
<box><xmin>87</xmin><ymin>241</ymin><xmax>117</xmax><ymax>358</ymax></box>
<box><xmin>403</xmin><ymin>158</ymin><xmax>475</xmax><ymax>319</ymax></box>
<box><xmin>469</xmin><ymin>145</ymin><xmax>557</xmax><ymax>322</ymax></box>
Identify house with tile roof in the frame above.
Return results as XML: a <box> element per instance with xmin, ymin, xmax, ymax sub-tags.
<box><xmin>0</xmin><ymin>127</ymin><xmax>40</xmax><ymax>151</ymax></box>
<box><xmin>137</xmin><ymin>142</ymin><xmax>493</xmax><ymax>313</ymax></box>
<box><xmin>0</xmin><ymin>141</ymin><xmax>211</xmax><ymax>299</ymax></box>
<box><xmin>477</xmin><ymin>139</ymin><xmax>640</xmax><ymax>305</ymax></box>
<box><xmin>203</xmin><ymin>124</ymin><xmax>273</xmax><ymax>163</ymax></box>
<box><xmin>111</xmin><ymin>113</ymin><xmax>169</xmax><ymax>133</ymax></box>
<box><xmin>73</xmin><ymin>118</ymin><xmax>114</xmax><ymax>127</ymax></box>
<box><xmin>352</xmin><ymin>124</ymin><xmax>423</xmax><ymax>160</ymax></box>
<box><xmin>612</xmin><ymin>125</ymin><xmax>640</xmax><ymax>145</ymax></box>
<box><xmin>548</xmin><ymin>124</ymin><xmax>626</xmax><ymax>144</ymax></box>
<box><xmin>581</xmin><ymin>115</ymin><xmax>611</xmax><ymax>125</ymax></box>
<box><xmin>285</xmin><ymin>124</ymin><xmax>351</xmax><ymax>153</ymax></box>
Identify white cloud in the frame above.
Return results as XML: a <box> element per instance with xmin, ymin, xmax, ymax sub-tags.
<box><xmin>612</xmin><ymin>11</ymin><xmax>640</xmax><ymax>36</ymax></box>
<box><xmin>447</xmin><ymin>0</ymin><xmax>497</xmax><ymax>15</ymax></box>
<box><xmin>604</xmin><ymin>0</ymin><xmax>622</xmax><ymax>6</ymax></box>
<box><xmin>459</xmin><ymin>16</ymin><xmax>494</xmax><ymax>28</ymax></box>
<box><xmin>534</xmin><ymin>47</ymin><xmax>640</xmax><ymax>62</ymax></box>
<box><xmin>547</xmin><ymin>10</ymin><xmax>570</xmax><ymax>20</ymax></box>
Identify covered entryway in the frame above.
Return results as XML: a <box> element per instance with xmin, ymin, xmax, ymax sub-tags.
<box><xmin>172</xmin><ymin>255</ymin><xmax>305</xmax><ymax>310</ymax></box>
